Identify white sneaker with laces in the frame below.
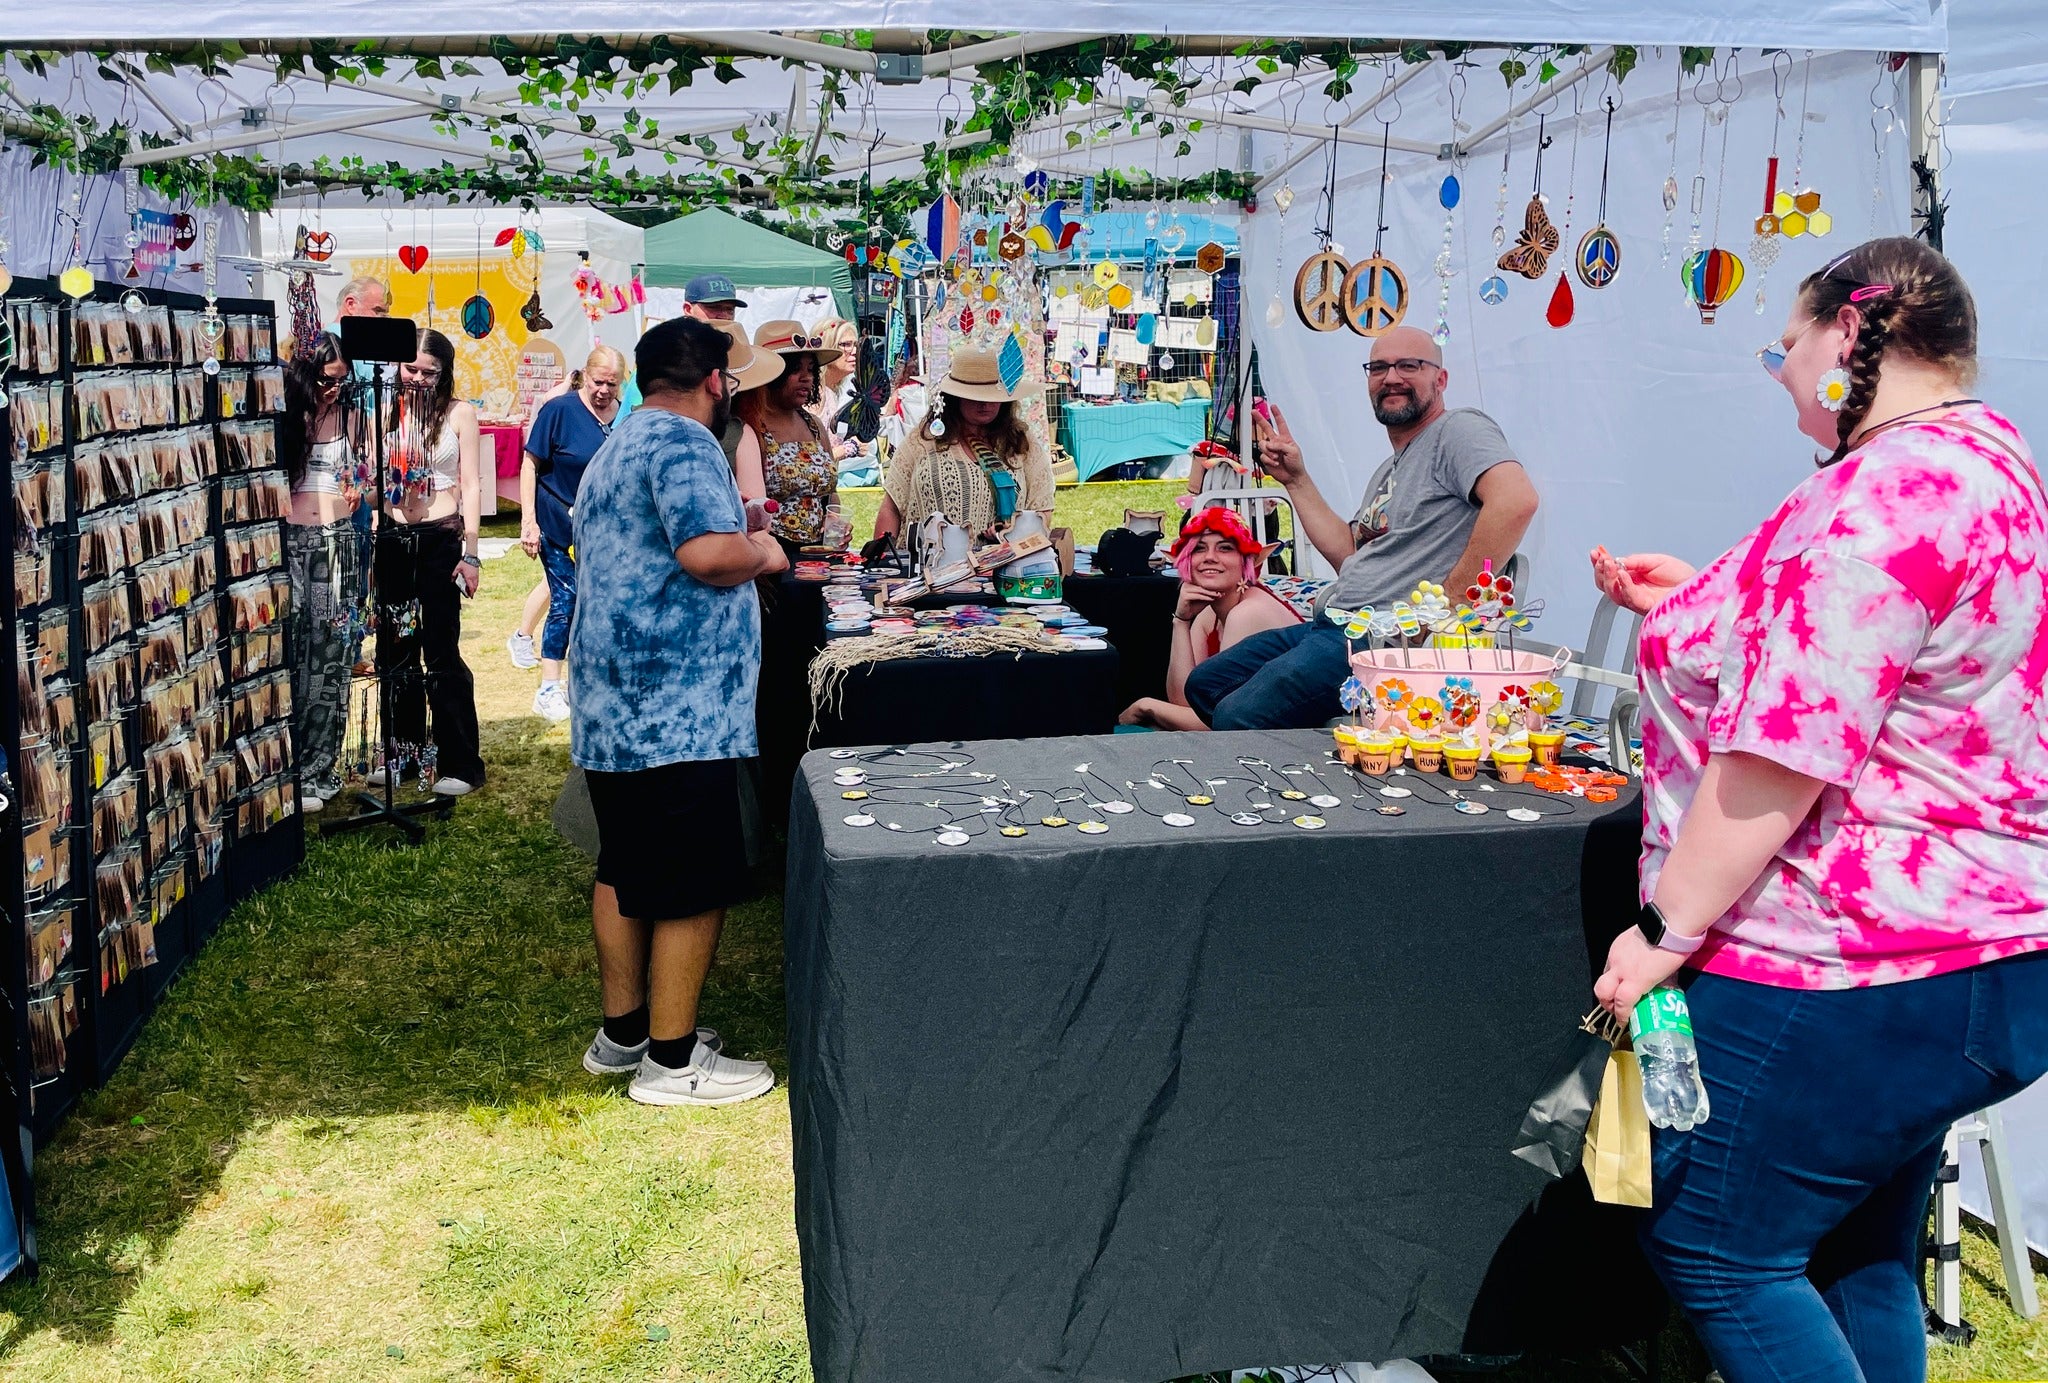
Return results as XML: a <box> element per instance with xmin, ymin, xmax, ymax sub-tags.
<box><xmin>533</xmin><ymin>683</ymin><xmax>571</xmax><ymax>723</ymax></box>
<box><xmin>506</xmin><ymin>631</ymin><xmax>539</xmax><ymax>669</ymax></box>
<box><xmin>432</xmin><ymin>776</ymin><xmax>477</xmax><ymax>798</ymax></box>
<box><xmin>629</xmin><ymin>1046</ymin><xmax>774</xmax><ymax>1107</ymax></box>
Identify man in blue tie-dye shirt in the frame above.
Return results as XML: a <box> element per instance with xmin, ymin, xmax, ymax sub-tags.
<box><xmin>568</xmin><ymin>317</ymin><xmax>788</xmax><ymax>1109</ymax></box>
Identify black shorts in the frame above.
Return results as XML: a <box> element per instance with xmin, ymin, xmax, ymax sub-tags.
<box><xmin>585</xmin><ymin>758</ymin><xmax>751</xmax><ymax>920</ymax></box>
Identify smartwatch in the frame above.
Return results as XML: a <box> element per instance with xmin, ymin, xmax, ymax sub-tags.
<box><xmin>1636</xmin><ymin>900</ymin><xmax>1706</xmax><ymax>956</ymax></box>
<box><xmin>459</xmin><ymin>554</ymin><xmax>482</xmax><ymax>568</ymax></box>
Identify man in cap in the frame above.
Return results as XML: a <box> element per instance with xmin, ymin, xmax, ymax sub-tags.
<box><xmin>684</xmin><ymin>274</ymin><xmax>747</xmax><ymax>322</ymax></box>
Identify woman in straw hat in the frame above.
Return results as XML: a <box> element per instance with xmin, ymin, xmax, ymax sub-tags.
<box><xmin>707</xmin><ymin>321</ymin><xmax>783</xmax><ymax>503</ymax></box>
<box><xmin>875</xmin><ymin>347</ymin><xmax>1054</xmax><ymax>544</ymax></box>
<box><xmin>736</xmin><ymin>319</ymin><xmax>844</xmax><ymax>551</ymax></box>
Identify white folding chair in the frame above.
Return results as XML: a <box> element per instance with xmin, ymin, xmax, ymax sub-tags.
<box><xmin>1555</xmin><ymin>595</ymin><xmax>1645</xmax><ymax>775</ymax></box>
<box><xmin>1930</xmin><ymin>1109</ymin><xmax>2041</xmax><ymax>1335</ymax></box>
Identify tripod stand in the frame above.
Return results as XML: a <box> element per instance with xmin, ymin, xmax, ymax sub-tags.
<box><xmin>325</xmin><ymin>319</ymin><xmax>453</xmax><ymax>842</ymax></box>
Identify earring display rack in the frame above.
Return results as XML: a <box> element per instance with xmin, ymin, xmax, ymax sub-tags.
<box><xmin>1</xmin><ymin>276</ymin><xmax>304</xmax><ymax>1164</ymax></box>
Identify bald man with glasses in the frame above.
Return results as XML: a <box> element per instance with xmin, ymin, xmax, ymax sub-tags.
<box><xmin>1185</xmin><ymin>324</ymin><xmax>1539</xmax><ymax>730</ymax></box>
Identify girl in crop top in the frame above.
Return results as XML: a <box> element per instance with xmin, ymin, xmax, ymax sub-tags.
<box><xmin>374</xmin><ymin>327</ymin><xmax>486</xmax><ymax>795</ymax></box>
<box><xmin>281</xmin><ymin>331</ymin><xmax>368</xmax><ymax>809</ymax></box>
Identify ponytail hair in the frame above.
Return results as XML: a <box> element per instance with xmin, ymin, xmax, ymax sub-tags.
<box><xmin>1797</xmin><ymin>237</ymin><xmax>1977</xmax><ymax>466</ymax></box>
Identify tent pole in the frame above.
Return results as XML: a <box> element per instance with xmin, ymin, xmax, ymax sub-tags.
<box><xmin>122</xmin><ymin>104</ymin><xmax>439</xmax><ymax>165</ymax></box>
<box><xmin>1907</xmin><ymin>52</ymin><xmax>1945</xmax><ymax>248</ymax></box>
<box><xmin>1252</xmin><ymin>61</ymin><xmax>1433</xmax><ymax>195</ymax></box>
<box><xmin>922</xmin><ymin>33</ymin><xmax>1113</xmax><ymax>76</ymax></box>
<box><xmin>1454</xmin><ymin>47</ymin><xmax>1616</xmax><ymax>158</ymax></box>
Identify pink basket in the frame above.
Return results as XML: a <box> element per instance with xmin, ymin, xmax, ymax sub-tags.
<box><xmin>1349</xmin><ymin>645</ymin><xmax>1571</xmax><ymax>756</ymax></box>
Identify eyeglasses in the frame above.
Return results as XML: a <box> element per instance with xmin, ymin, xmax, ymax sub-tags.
<box><xmin>718</xmin><ymin>370</ymin><xmax>740</xmax><ymax>393</ymax></box>
<box><xmin>317</xmin><ymin>376</ymin><xmax>345</xmax><ymax>392</ymax></box>
<box><xmin>1362</xmin><ymin>358</ymin><xmax>1442</xmax><ymax>379</ymax></box>
<box><xmin>1755</xmin><ymin>320</ymin><xmax>1815</xmax><ymax>381</ymax></box>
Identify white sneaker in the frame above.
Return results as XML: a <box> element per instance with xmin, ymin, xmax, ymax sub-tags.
<box><xmin>628</xmin><ymin>1046</ymin><xmax>774</xmax><ymax>1108</ymax></box>
<box><xmin>302</xmin><ymin>792</ymin><xmax>325</xmax><ymax>813</ymax></box>
<box><xmin>432</xmin><ymin>776</ymin><xmax>477</xmax><ymax>798</ymax></box>
<box><xmin>533</xmin><ymin>683</ymin><xmax>571</xmax><ymax>722</ymax></box>
<box><xmin>583</xmin><ymin>1026</ymin><xmax>722</xmax><ymax>1076</ymax></box>
<box><xmin>506</xmin><ymin>631</ymin><xmax>539</xmax><ymax>669</ymax></box>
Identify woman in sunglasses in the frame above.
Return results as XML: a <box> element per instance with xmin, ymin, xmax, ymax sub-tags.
<box><xmin>737</xmin><ymin>320</ymin><xmax>848</xmax><ymax>555</ymax></box>
<box><xmin>1590</xmin><ymin>237</ymin><xmax>2048</xmax><ymax>1383</ymax></box>
<box><xmin>281</xmin><ymin>330</ymin><xmax>370</xmax><ymax>811</ymax></box>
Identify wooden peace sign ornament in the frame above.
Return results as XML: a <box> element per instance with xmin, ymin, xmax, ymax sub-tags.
<box><xmin>1341</xmin><ymin>254</ymin><xmax>1408</xmax><ymax>337</ymax></box>
<box><xmin>1294</xmin><ymin>250</ymin><xmax>1350</xmax><ymax>332</ymax></box>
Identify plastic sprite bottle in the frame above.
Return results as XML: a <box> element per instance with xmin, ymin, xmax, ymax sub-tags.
<box><xmin>1632</xmin><ymin>986</ymin><xmax>1711</xmax><ymax>1131</ymax></box>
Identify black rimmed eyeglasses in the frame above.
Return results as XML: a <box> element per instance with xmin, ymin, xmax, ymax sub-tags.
<box><xmin>1362</xmin><ymin>358</ymin><xmax>1442</xmax><ymax>379</ymax></box>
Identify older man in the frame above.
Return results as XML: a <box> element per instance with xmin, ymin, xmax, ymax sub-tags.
<box><xmin>1184</xmin><ymin>325</ymin><xmax>1539</xmax><ymax>730</ymax></box>
<box><xmin>337</xmin><ymin>275</ymin><xmax>391</xmax><ymax>321</ymax></box>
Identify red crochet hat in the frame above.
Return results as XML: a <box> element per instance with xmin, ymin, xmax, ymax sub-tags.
<box><xmin>1170</xmin><ymin>504</ymin><xmax>1266</xmax><ymax>562</ymax></box>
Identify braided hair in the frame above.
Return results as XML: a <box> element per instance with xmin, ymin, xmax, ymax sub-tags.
<box><xmin>1797</xmin><ymin>237</ymin><xmax>1977</xmax><ymax>466</ymax></box>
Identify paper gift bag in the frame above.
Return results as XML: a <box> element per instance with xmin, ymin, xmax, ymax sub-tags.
<box><xmin>1585</xmin><ymin>1048</ymin><xmax>1654</xmax><ymax>1207</ymax></box>
<box><xmin>1511</xmin><ymin>1008</ymin><xmax>1625</xmax><ymax>1179</ymax></box>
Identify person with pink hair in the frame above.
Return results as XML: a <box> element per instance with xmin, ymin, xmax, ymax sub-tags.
<box><xmin>1118</xmin><ymin>506</ymin><xmax>1301</xmax><ymax>730</ymax></box>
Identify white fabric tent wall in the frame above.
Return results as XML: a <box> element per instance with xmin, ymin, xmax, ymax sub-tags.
<box><xmin>0</xmin><ymin>144</ymin><xmax>253</xmax><ymax>292</ymax></box>
<box><xmin>1240</xmin><ymin>50</ymin><xmax>1914</xmax><ymax>646</ymax></box>
<box><xmin>642</xmin><ymin>283</ymin><xmax>842</xmax><ymax>338</ymax></box>
<box><xmin>253</xmin><ymin>204</ymin><xmax>644</xmax><ymax>412</ymax></box>
<box><xmin>1941</xmin><ymin>0</ymin><xmax>2048</xmax><ymax>1261</ymax></box>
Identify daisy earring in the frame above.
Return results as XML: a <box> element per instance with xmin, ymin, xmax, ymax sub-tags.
<box><xmin>1816</xmin><ymin>362</ymin><xmax>1851</xmax><ymax>412</ymax></box>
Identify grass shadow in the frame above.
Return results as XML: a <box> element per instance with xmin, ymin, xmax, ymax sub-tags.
<box><xmin>0</xmin><ymin>707</ymin><xmax>789</xmax><ymax>1357</ymax></box>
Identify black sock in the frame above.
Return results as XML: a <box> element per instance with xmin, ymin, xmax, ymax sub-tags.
<box><xmin>602</xmin><ymin>1006</ymin><xmax>649</xmax><ymax>1049</ymax></box>
<box><xmin>646</xmin><ymin>1034</ymin><xmax>698</xmax><ymax>1071</ymax></box>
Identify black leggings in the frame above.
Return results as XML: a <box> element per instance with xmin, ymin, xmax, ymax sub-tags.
<box><xmin>374</xmin><ymin>515</ymin><xmax>484</xmax><ymax>783</ymax></box>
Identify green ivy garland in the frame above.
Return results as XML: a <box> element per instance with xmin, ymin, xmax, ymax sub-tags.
<box><xmin>2</xmin><ymin>34</ymin><xmax>1688</xmax><ymax>219</ymax></box>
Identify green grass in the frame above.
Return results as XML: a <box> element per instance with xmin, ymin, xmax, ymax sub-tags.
<box><xmin>837</xmin><ymin>476</ymin><xmax>1294</xmax><ymax>555</ymax></box>
<box><xmin>0</xmin><ymin>512</ymin><xmax>2039</xmax><ymax>1382</ymax></box>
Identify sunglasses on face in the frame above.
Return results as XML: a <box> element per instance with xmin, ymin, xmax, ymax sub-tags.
<box><xmin>317</xmin><ymin>376</ymin><xmax>345</xmax><ymax>392</ymax></box>
<box><xmin>1756</xmin><ymin>321</ymin><xmax>1816</xmax><ymax>381</ymax></box>
<box><xmin>1362</xmin><ymin>358</ymin><xmax>1441</xmax><ymax>379</ymax></box>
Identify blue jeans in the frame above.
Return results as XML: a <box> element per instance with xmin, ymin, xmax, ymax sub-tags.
<box><xmin>1642</xmin><ymin>952</ymin><xmax>2048</xmax><ymax>1383</ymax></box>
<box><xmin>539</xmin><ymin>537</ymin><xmax>577</xmax><ymax>663</ymax></box>
<box><xmin>1183</xmin><ymin>623</ymin><xmax>1350</xmax><ymax>730</ymax></box>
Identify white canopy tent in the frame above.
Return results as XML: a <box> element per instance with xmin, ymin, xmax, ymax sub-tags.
<box><xmin>14</xmin><ymin>0</ymin><xmax>2048</xmax><ymax>1315</ymax></box>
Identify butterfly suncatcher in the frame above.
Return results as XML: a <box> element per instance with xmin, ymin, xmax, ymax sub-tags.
<box><xmin>1497</xmin><ymin>197</ymin><xmax>1560</xmax><ymax>280</ymax></box>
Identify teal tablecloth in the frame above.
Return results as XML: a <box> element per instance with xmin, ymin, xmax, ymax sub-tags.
<box><xmin>1059</xmin><ymin>399</ymin><xmax>1211</xmax><ymax>481</ymax></box>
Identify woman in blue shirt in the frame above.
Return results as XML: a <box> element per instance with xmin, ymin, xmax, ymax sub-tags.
<box><xmin>519</xmin><ymin>346</ymin><xmax>626</xmax><ymax>721</ymax></box>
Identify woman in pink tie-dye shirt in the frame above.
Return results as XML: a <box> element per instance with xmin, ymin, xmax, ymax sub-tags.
<box><xmin>1590</xmin><ymin>238</ymin><xmax>2048</xmax><ymax>1383</ymax></box>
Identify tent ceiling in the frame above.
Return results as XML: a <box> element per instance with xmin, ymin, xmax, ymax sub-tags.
<box><xmin>0</xmin><ymin>5</ymin><xmax>1950</xmax><ymax>51</ymax></box>
<box><xmin>0</xmin><ymin>15</ymin><xmax>1945</xmax><ymax>209</ymax></box>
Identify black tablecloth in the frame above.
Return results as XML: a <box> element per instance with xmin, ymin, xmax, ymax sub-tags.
<box><xmin>1063</xmin><ymin>572</ymin><xmax>1180</xmax><ymax>708</ymax></box>
<box><xmin>810</xmin><ymin>645</ymin><xmax>1120</xmax><ymax>749</ymax></box>
<box><xmin>785</xmin><ymin>729</ymin><xmax>1651</xmax><ymax>1383</ymax></box>
<box><xmin>758</xmin><ymin>575</ymin><xmax>1129</xmax><ymax>818</ymax></box>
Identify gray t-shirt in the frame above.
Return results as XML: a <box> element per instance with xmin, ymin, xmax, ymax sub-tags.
<box><xmin>1315</xmin><ymin>407</ymin><xmax>1517</xmax><ymax>616</ymax></box>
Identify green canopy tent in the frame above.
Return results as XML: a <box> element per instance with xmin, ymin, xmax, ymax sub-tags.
<box><xmin>642</xmin><ymin>207</ymin><xmax>855</xmax><ymax>319</ymax></box>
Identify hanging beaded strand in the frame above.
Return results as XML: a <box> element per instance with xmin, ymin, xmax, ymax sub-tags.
<box><xmin>1749</xmin><ymin>53</ymin><xmax>1792</xmax><ymax>314</ymax></box>
<box><xmin>1869</xmin><ymin>58</ymin><xmax>1898</xmax><ymax>234</ymax></box>
<box><xmin>1683</xmin><ymin>65</ymin><xmax>1715</xmax><ymax>264</ymax></box>
<box><xmin>1433</xmin><ymin>64</ymin><xmax>1467</xmax><ymax>344</ymax></box>
<box><xmin>1659</xmin><ymin>61</ymin><xmax>1685</xmax><ymax>267</ymax></box>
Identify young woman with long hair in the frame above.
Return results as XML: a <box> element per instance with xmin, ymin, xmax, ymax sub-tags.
<box><xmin>372</xmin><ymin>327</ymin><xmax>486</xmax><ymax>796</ymax></box>
<box><xmin>280</xmin><ymin>330</ymin><xmax>369</xmax><ymax>810</ymax></box>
